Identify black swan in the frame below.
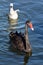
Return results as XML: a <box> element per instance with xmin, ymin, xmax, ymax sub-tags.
<box><xmin>9</xmin><ymin>20</ymin><xmax>34</xmax><ymax>53</ymax></box>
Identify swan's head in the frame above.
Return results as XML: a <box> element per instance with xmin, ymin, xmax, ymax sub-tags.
<box><xmin>10</xmin><ymin>3</ymin><xmax>13</xmax><ymax>8</ymax></box>
<box><xmin>26</xmin><ymin>20</ymin><xmax>34</xmax><ymax>31</ymax></box>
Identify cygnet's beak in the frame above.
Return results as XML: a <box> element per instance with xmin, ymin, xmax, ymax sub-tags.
<box><xmin>27</xmin><ymin>22</ymin><xmax>34</xmax><ymax>31</ymax></box>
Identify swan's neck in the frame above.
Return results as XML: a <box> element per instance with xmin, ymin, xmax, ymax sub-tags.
<box><xmin>25</xmin><ymin>24</ymin><xmax>31</xmax><ymax>51</ymax></box>
<box><xmin>25</xmin><ymin>24</ymin><xmax>29</xmax><ymax>43</ymax></box>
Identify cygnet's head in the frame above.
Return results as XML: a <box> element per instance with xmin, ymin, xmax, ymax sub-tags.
<box><xmin>10</xmin><ymin>3</ymin><xmax>13</xmax><ymax>8</ymax></box>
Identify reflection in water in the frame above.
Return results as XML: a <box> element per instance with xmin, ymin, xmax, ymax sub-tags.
<box><xmin>9</xmin><ymin>44</ymin><xmax>32</xmax><ymax>65</ymax></box>
<box><xmin>8</xmin><ymin>18</ymin><xmax>18</xmax><ymax>31</ymax></box>
<box><xmin>9</xmin><ymin>18</ymin><xmax>18</xmax><ymax>25</ymax></box>
<box><xmin>24</xmin><ymin>52</ymin><xmax>32</xmax><ymax>65</ymax></box>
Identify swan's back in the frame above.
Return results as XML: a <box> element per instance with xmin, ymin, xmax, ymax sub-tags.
<box><xmin>9</xmin><ymin>31</ymin><xmax>32</xmax><ymax>53</ymax></box>
<box><xmin>9</xmin><ymin>32</ymin><xmax>26</xmax><ymax>51</ymax></box>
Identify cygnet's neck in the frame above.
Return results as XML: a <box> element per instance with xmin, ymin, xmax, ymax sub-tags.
<box><xmin>10</xmin><ymin>7</ymin><xmax>14</xmax><ymax>14</ymax></box>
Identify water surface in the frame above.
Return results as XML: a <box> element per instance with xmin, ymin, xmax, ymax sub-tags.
<box><xmin>0</xmin><ymin>0</ymin><xmax>43</xmax><ymax>65</ymax></box>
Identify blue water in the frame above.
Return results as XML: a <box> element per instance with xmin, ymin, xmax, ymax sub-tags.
<box><xmin>0</xmin><ymin>0</ymin><xmax>43</xmax><ymax>65</ymax></box>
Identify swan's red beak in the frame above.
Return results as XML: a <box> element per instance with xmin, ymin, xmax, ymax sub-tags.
<box><xmin>27</xmin><ymin>22</ymin><xmax>34</xmax><ymax>31</ymax></box>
